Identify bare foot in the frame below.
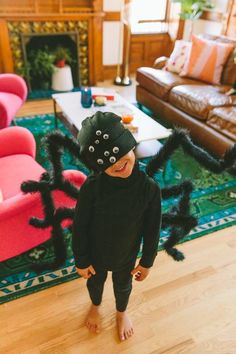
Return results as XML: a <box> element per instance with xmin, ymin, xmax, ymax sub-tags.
<box><xmin>85</xmin><ymin>304</ymin><xmax>101</xmax><ymax>334</ymax></box>
<box><xmin>116</xmin><ymin>311</ymin><xmax>134</xmax><ymax>341</ymax></box>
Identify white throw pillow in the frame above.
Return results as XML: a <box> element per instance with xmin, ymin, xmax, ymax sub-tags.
<box><xmin>164</xmin><ymin>40</ymin><xmax>192</xmax><ymax>74</ymax></box>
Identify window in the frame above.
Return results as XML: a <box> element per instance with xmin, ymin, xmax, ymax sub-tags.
<box><xmin>129</xmin><ymin>0</ymin><xmax>168</xmax><ymax>34</ymax></box>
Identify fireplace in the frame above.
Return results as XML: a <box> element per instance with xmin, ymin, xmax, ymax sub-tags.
<box><xmin>21</xmin><ymin>32</ymin><xmax>80</xmax><ymax>90</ymax></box>
<box><xmin>7</xmin><ymin>20</ymin><xmax>90</xmax><ymax>88</ymax></box>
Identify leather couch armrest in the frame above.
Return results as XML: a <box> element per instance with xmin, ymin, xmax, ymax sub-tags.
<box><xmin>153</xmin><ymin>56</ymin><xmax>169</xmax><ymax>69</ymax></box>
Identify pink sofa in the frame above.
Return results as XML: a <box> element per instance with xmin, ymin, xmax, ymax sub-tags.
<box><xmin>0</xmin><ymin>74</ymin><xmax>28</xmax><ymax>129</ymax></box>
<box><xmin>0</xmin><ymin>126</ymin><xmax>86</xmax><ymax>262</ymax></box>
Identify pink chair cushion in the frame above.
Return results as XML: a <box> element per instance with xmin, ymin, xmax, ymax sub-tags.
<box><xmin>0</xmin><ymin>92</ymin><xmax>23</xmax><ymax>128</ymax></box>
<box><xmin>0</xmin><ymin>170</ymin><xmax>86</xmax><ymax>261</ymax></box>
<box><xmin>0</xmin><ymin>154</ymin><xmax>45</xmax><ymax>200</ymax></box>
<box><xmin>0</xmin><ymin>126</ymin><xmax>36</xmax><ymax>159</ymax></box>
<box><xmin>0</xmin><ymin>74</ymin><xmax>28</xmax><ymax>101</ymax></box>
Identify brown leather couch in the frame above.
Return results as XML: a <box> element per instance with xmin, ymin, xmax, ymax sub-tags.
<box><xmin>136</xmin><ymin>35</ymin><xmax>236</xmax><ymax>157</ymax></box>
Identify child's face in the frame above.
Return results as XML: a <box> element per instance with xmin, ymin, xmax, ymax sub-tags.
<box><xmin>104</xmin><ymin>149</ymin><xmax>135</xmax><ymax>178</ymax></box>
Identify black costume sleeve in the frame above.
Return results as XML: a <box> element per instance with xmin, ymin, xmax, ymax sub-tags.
<box><xmin>139</xmin><ymin>181</ymin><xmax>161</xmax><ymax>268</ymax></box>
<box><xmin>72</xmin><ymin>177</ymin><xmax>94</xmax><ymax>269</ymax></box>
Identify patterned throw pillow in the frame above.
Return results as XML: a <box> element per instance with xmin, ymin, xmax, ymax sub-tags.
<box><xmin>180</xmin><ymin>35</ymin><xmax>234</xmax><ymax>85</ymax></box>
<box><xmin>164</xmin><ymin>40</ymin><xmax>192</xmax><ymax>74</ymax></box>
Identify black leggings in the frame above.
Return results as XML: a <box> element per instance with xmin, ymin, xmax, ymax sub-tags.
<box><xmin>87</xmin><ymin>265</ymin><xmax>134</xmax><ymax>312</ymax></box>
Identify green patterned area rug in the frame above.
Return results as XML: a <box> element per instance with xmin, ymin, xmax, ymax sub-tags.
<box><xmin>1</xmin><ymin>113</ymin><xmax>236</xmax><ymax>304</ymax></box>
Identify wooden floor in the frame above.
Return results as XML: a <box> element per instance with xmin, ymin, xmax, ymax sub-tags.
<box><xmin>2</xmin><ymin>85</ymin><xmax>236</xmax><ymax>353</ymax></box>
<box><xmin>1</xmin><ymin>227</ymin><xmax>236</xmax><ymax>354</ymax></box>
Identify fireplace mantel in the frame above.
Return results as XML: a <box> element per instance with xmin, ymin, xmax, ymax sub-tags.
<box><xmin>0</xmin><ymin>0</ymin><xmax>104</xmax><ymax>85</ymax></box>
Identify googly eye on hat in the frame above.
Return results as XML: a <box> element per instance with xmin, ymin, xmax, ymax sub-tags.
<box><xmin>77</xmin><ymin>111</ymin><xmax>137</xmax><ymax>171</ymax></box>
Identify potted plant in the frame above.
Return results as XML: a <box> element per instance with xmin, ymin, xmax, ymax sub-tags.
<box><xmin>171</xmin><ymin>0</ymin><xmax>214</xmax><ymax>39</ymax></box>
<box><xmin>53</xmin><ymin>46</ymin><xmax>73</xmax><ymax>68</ymax></box>
<box><xmin>28</xmin><ymin>47</ymin><xmax>55</xmax><ymax>90</ymax></box>
<box><xmin>171</xmin><ymin>0</ymin><xmax>214</xmax><ymax>20</ymax></box>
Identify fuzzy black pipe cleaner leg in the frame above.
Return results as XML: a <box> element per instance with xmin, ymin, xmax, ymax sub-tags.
<box><xmin>21</xmin><ymin>178</ymin><xmax>55</xmax><ymax>228</ymax></box>
<box><xmin>146</xmin><ymin>128</ymin><xmax>236</xmax><ymax>178</ymax></box>
<box><xmin>31</xmin><ymin>208</ymin><xmax>75</xmax><ymax>272</ymax></box>
<box><xmin>160</xmin><ymin>180</ymin><xmax>197</xmax><ymax>260</ymax></box>
<box><xmin>43</xmin><ymin>131</ymin><xmax>81</xmax><ymax>190</ymax></box>
<box><xmin>21</xmin><ymin>132</ymin><xmax>83</xmax><ymax>271</ymax></box>
<box><xmin>162</xmin><ymin>211</ymin><xmax>197</xmax><ymax>260</ymax></box>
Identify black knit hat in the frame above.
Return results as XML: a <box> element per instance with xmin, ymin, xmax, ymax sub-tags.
<box><xmin>78</xmin><ymin>111</ymin><xmax>137</xmax><ymax>172</ymax></box>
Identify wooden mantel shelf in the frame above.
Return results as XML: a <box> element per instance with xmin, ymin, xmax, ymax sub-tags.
<box><xmin>0</xmin><ymin>13</ymin><xmax>105</xmax><ymax>20</ymax></box>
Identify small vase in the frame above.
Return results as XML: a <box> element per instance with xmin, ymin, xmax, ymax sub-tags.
<box><xmin>55</xmin><ymin>59</ymin><xmax>66</xmax><ymax>68</ymax></box>
<box><xmin>81</xmin><ymin>87</ymin><xmax>93</xmax><ymax>108</ymax></box>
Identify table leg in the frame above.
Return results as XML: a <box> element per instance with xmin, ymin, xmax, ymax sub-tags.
<box><xmin>53</xmin><ymin>98</ymin><xmax>58</xmax><ymax>129</ymax></box>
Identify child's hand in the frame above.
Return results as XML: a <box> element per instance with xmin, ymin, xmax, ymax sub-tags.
<box><xmin>131</xmin><ymin>264</ymin><xmax>150</xmax><ymax>281</ymax></box>
<box><xmin>76</xmin><ymin>265</ymin><xmax>96</xmax><ymax>279</ymax></box>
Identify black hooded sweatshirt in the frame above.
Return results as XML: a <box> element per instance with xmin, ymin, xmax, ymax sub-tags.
<box><xmin>72</xmin><ymin>163</ymin><xmax>161</xmax><ymax>271</ymax></box>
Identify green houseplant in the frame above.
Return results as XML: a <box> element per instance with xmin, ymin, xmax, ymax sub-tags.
<box><xmin>171</xmin><ymin>0</ymin><xmax>214</xmax><ymax>20</ymax></box>
<box><xmin>53</xmin><ymin>46</ymin><xmax>73</xmax><ymax>68</ymax></box>
<box><xmin>28</xmin><ymin>47</ymin><xmax>55</xmax><ymax>89</ymax></box>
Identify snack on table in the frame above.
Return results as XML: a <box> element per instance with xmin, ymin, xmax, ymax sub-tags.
<box><xmin>122</xmin><ymin>113</ymin><xmax>134</xmax><ymax>124</ymax></box>
<box><xmin>122</xmin><ymin>122</ymin><xmax>138</xmax><ymax>133</ymax></box>
<box><xmin>94</xmin><ymin>96</ymin><xmax>107</xmax><ymax>106</ymax></box>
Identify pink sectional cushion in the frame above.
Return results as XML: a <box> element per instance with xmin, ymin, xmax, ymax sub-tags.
<box><xmin>0</xmin><ymin>154</ymin><xmax>45</xmax><ymax>200</ymax></box>
<box><xmin>0</xmin><ymin>92</ymin><xmax>22</xmax><ymax>128</ymax></box>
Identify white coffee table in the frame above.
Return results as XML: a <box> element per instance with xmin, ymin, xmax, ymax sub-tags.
<box><xmin>52</xmin><ymin>88</ymin><xmax>171</xmax><ymax>158</ymax></box>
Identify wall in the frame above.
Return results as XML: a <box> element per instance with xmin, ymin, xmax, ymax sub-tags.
<box><xmin>103</xmin><ymin>0</ymin><xmax>123</xmax><ymax>67</ymax></box>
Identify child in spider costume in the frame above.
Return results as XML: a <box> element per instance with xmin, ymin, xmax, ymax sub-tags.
<box><xmin>72</xmin><ymin>111</ymin><xmax>162</xmax><ymax>341</ymax></box>
<box><xmin>21</xmin><ymin>108</ymin><xmax>236</xmax><ymax>340</ymax></box>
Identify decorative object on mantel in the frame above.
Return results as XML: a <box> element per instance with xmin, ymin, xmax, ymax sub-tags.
<box><xmin>114</xmin><ymin>1</ymin><xmax>133</xmax><ymax>86</ymax></box>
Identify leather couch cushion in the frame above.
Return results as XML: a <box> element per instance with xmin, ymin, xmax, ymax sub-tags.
<box><xmin>207</xmin><ymin>107</ymin><xmax>236</xmax><ymax>141</ymax></box>
<box><xmin>169</xmin><ymin>85</ymin><xmax>234</xmax><ymax>120</ymax></box>
<box><xmin>198</xmin><ymin>34</ymin><xmax>236</xmax><ymax>86</ymax></box>
<box><xmin>136</xmin><ymin>67</ymin><xmax>199</xmax><ymax>101</ymax></box>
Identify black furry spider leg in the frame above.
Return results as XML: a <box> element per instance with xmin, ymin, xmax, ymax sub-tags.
<box><xmin>163</xmin><ymin>226</ymin><xmax>186</xmax><ymax>261</ymax></box>
<box><xmin>21</xmin><ymin>178</ymin><xmax>55</xmax><ymax>228</ymax></box>
<box><xmin>162</xmin><ymin>180</ymin><xmax>193</xmax><ymax>213</ymax></box>
<box><xmin>43</xmin><ymin>131</ymin><xmax>81</xmax><ymax>188</ymax></box>
<box><xmin>161</xmin><ymin>213</ymin><xmax>197</xmax><ymax>261</ymax></box>
<box><xmin>162</xmin><ymin>214</ymin><xmax>197</xmax><ymax>261</ymax></box>
<box><xmin>62</xmin><ymin>179</ymin><xmax>80</xmax><ymax>200</ymax></box>
<box><xmin>146</xmin><ymin>128</ymin><xmax>236</xmax><ymax>177</ymax></box>
<box><xmin>31</xmin><ymin>208</ymin><xmax>75</xmax><ymax>272</ymax></box>
<box><xmin>160</xmin><ymin>180</ymin><xmax>197</xmax><ymax>260</ymax></box>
